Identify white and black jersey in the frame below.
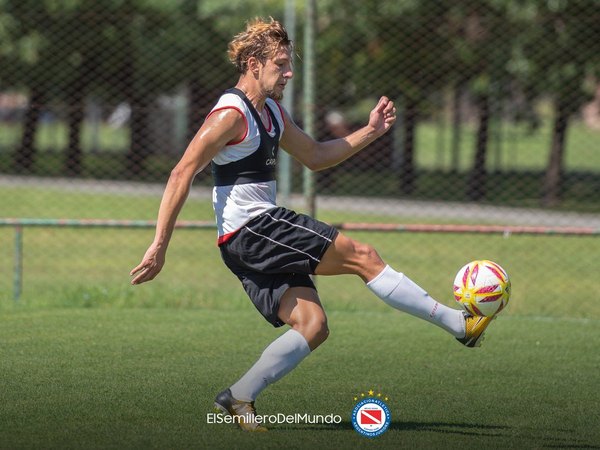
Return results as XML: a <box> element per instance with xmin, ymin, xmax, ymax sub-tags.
<box><xmin>209</xmin><ymin>88</ymin><xmax>285</xmax><ymax>244</ymax></box>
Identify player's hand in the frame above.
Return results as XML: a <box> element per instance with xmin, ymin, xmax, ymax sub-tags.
<box><xmin>130</xmin><ymin>243</ymin><xmax>166</xmax><ymax>285</ymax></box>
<box><xmin>368</xmin><ymin>96</ymin><xmax>396</xmax><ymax>136</ymax></box>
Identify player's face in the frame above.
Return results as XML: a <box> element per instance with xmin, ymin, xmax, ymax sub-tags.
<box><xmin>261</xmin><ymin>46</ymin><xmax>293</xmax><ymax>101</ymax></box>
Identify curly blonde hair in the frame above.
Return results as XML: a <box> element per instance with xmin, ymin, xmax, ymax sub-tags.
<box><xmin>228</xmin><ymin>17</ymin><xmax>292</xmax><ymax>74</ymax></box>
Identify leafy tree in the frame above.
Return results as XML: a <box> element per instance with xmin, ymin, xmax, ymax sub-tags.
<box><xmin>102</xmin><ymin>0</ymin><xmax>232</xmax><ymax>175</ymax></box>
<box><xmin>1</xmin><ymin>0</ymin><xmax>232</xmax><ymax>176</ymax></box>
<box><xmin>2</xmin><ymin>0</ymin><xmax>57</xmax><ymax>172</ymax></box>
<box><xmin>521</xmin><ymin>0</ymin><xmax>600</xmax><ymax>206</ymax></box>
<box><xmin>316</xmin><ymin>0</ymin><xmax>454</xmax><ymax>195</ymax></box>
<box><xmin>1</xmin><ymin>0</ymin><xmax>167</xmax><ymax>174</ymax></box>
<box><xmin>162</xmin><ymin>0</ymin><xmax>232</xmax><ymax>144</ymax></box>
<box><xmin>58</xmin><ymin>2</ymin><xmax>125</xmax><ymax>175</ymax></box>
<box><xmin>446</xmin><ymin>1</ymin><xmax>515</xmax><ymax>201</ymax></box>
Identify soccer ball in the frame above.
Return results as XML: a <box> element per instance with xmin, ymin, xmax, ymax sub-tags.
<box><xmin>453</xmin><ymin>260</ymin><xmax>511</xmax><ymax>317</ymax></box>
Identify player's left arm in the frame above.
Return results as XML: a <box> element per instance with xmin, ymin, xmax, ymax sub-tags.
<box><xmin>279</xmin><ymin>96</ymin><xmax>396</xmax><ymax>171</ymax></box>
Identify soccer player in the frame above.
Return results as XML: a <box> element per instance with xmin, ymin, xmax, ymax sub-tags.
<box><xmin>130</xmin><ymin>17</ymin><xmax>494</xmax><ymax>432</ymax></box>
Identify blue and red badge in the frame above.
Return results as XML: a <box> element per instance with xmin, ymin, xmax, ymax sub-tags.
<box><xmin>351</xmin><ymin>390</ymin><xmax>391</xmax><ymax>437</ymax></box>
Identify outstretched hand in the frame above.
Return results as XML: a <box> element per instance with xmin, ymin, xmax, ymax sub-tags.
<box><xmin>368</xmin><ymin>96</ymin><xmax>396</xmax><ymax>136</ymax></box>
<box><xmin>130</xmin><ymin>243</ymin><xmax>166</xmax><ymax>285</ymax></box>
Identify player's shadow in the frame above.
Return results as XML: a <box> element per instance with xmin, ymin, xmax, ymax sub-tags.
<box><xmin>297</xmin><ymin>420</ymin><xmax>509</xmax><ymax>438</ymax></box>
<box><xmin>390</xmin><ymin>420</ymin><xmax>510</xmax><ymax>437</ymax></box>
<box><xmin>295</xmin><ymin>421</ymin><xmax>600</xmax><ymax>448</ymax></box>
<box><xmin>389</xmin><ymin>422</ymin><xmax>600</xmax><ymax>448</ymax></box>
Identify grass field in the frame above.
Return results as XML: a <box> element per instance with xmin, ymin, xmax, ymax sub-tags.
<box><xmin>2</xmin><ymin>309</ymin><xmax>599</xmax><ymax>449</ymax></box>
<box><xmin>1</xmin><ymin>187</ymin><xmax>600</xmax><ymax>448</ymax></box>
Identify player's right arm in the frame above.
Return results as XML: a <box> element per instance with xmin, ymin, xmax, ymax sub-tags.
<box><xmin>130</xmin><ymin>109</ymin><xmax>245</xmax><ymax>285</ymax></box>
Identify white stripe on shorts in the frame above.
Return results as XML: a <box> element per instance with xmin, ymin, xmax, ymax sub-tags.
<box><xmin>242</xmin><ymin>226</ymin><xmax>322</xmax><ymax>263</ymax></box>
<box><xmin>263</xmin><ymin>212</ymin><xmax>333</xmax><ymax>242</ymax></box>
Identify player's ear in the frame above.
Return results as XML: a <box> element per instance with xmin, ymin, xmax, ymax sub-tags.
<box><xmin>247</xmin><ymin>56</ymin><xmax>261</xmax><ymax>77</ymax></box>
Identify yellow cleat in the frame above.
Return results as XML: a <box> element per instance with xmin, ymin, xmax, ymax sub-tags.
<box><xmin>214</xmin><ymin>389</ymin><xmax>268</xmax><ymax>432</ymax></box>
<box><xmin>456</xmin><ymin>313</ymin><xmax>496</xmax><ymax>348</ymax></box>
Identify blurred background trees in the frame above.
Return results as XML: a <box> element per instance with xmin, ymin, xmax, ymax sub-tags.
<box><xmin>1</xmin><ymin>0</ymin><xmax>599</xmax><ymax>209</ymax></box>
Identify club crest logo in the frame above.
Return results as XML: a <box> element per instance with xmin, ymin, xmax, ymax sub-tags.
<box><xmin>351</xmin><ymin>390</ymin><xmax>391</xmax><ymax>438</ymax></box>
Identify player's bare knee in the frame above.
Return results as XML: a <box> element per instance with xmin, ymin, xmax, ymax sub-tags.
<box><xmin>351</xmin><ymin>241</ymin><xmax>377</xmax><ymax>262</ymax></box>
<box><xmin>304</xmin><ymin>317</ymin><xmax>329</xmax><ymax>349</ymax></box>
<box><xmin>353</xmin><ymin>242</ymin><xmax>383</xmax><ymax>272</ymax></box>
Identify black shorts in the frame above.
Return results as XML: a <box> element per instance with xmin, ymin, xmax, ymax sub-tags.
<box><xmin>219</xmin><ymin>207</ymin><xmax>339</xmax><ymax>327</ymax></box>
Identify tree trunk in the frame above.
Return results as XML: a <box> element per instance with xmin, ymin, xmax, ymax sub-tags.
<box><xmin>542</xmin><ymin>98</ymin><xmax>569</xmax><ymax>207</ymax></box>
<box><xmin>400</xmin><ymin>98</ymin><xmax>418</xmax><ymax>195</ymax></box>
<box><xmin>14</xmin><ymin>89</ymin><xmax>45</xmax><ymax>173</ymax></box>
<box><xmin>451</xmin><ymin>81</ymin><xmax>464</xmax><ymax>173</ymax></box>
<box><xmin>64</xmin><ymin>71</ymin><xmax>88</xmax><ymax>176</ymax></box>
<box><xmin>126</xmin><ymin>96</ymin><xmax>151</xmax><ymax>176</ymax></box>
<box><xmin>120</xmin><ymin>8</ymin><xmax>151</xmax><ymax>177</ymax></box>
<box><xmin>468</xmin><ymin>94</ymin><xmax>490</xmax><ymax>201</ymax></box>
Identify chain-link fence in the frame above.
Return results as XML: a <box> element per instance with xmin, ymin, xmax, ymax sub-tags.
<box><xmin>1</xmin><ymin>1</ymin><xmax>599</xmax><ymax>313</ymax></box>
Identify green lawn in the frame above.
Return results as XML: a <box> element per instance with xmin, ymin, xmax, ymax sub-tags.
<box><xmin>1</xmin><ymin>308</ymin><xmax>598</xmax><ymax>449</ymax></box>
<box><xmin>1</xmin><ymin>186</ymin><xmax>599</xmax><ymax>318</ymax></box>
<box><xmin>1</xmin><ymin>186</ymin><xmax>599</xmax><ymax>448</ymax></box>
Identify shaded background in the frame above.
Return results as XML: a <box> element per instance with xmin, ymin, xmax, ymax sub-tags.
<box><xmin>1</xmin><ymin>0</ymin><xmax>599</xmax><ymax>308</ymax></box>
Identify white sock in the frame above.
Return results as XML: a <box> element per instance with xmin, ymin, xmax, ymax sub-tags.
<box><xmin>229</xmin><ymin>329</ymin><xmax>311</xmax><ymax>402</ymax></box>
<box><xmin>367</xmin><ymin>265</ymin><xmax>465</xmax><ymax>338</ymax></box>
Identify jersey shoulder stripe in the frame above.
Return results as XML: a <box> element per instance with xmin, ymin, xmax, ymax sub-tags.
<box><xmin>205</xmin><ymin>105</ymin><xmax>248</xmax><ymax>145</ymax></box>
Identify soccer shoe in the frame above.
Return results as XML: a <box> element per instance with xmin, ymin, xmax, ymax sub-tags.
<box><xmin>456</xmin><ymin>313</ymin><xmax>496</xmax><ymax>348</ymax></box>
<box><xmin>213</xmin><ymin>388</ymin><xmax>268</xmax><ymax>432</ymax></box>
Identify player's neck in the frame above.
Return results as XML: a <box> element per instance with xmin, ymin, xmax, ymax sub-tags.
<box><xmin>235</xmin><ymin>80</ymin><xmax>266</xmax><ymax>112</ymax></box>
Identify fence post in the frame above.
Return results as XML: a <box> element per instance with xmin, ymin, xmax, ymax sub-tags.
<box><xmin>303</xmin><ymin>0</ymin><xmax>316</xmax><ymax>217</ymax></box>
<box><xmin>14</xmin><ymin>225</ymin><xmax>23</xmax><ymax>301</ymax></box>
<box><xmin>278</xmin><ymin>0</ymin><xmax>296</xmax><ymax>207</ymax></box>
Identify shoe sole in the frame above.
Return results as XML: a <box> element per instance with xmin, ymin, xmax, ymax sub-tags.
<box><xmin>213</xmin><ymin>401</ymin><xmax>268</xmax><ymax>432</ymax></box>
<box><xmin>470</xmin><ymin>334</ymin><xmax>485</xmax><ymax>348</ymax></box>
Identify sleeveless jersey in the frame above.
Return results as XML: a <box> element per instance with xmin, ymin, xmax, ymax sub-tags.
<box><xmin>209</xmin><ymin>88</ymin><xmax>285</xmax><ymax>244</ymax></box>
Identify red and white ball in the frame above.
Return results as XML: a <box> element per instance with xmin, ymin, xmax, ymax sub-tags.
<box><xmin>453</xmin><ymin>260</ymin><xmax>511</xmax><ymax>317</ymax></box>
